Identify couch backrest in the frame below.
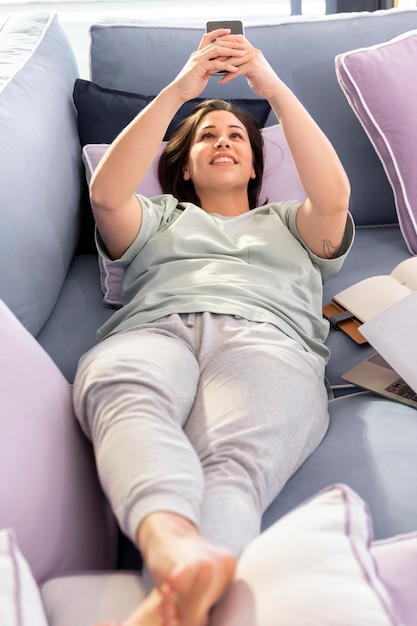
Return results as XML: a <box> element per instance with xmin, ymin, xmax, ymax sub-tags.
<box><xmin>0</xmin><ymin>12</ymin><xmax>82</xmax><ymax>336</ymax></box>
<box><xmin>90</xmin><ymin>8</ymin><xmax>417</xmax><ymax>227</ymax></box>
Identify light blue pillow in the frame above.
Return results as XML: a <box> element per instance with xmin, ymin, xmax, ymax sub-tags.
<box><xmin>0</xmin><ymin>12</ymin><xmax>81</xmax><ymax>335</ymax></box>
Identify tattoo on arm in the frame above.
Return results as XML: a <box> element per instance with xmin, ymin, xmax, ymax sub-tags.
<box><xmin>322</xmin><ymin>238</ymin><xmax>340</xmax><ymax>259</ymax></box>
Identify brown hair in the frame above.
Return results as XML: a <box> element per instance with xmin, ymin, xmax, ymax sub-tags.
<box><xmin>158</xmin><ymin>99</ymin><xmax>264</xmax><ymax>209</ymax></box>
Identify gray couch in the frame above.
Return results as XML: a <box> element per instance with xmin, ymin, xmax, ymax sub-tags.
<box><xmin>0</xmin><ymin>8</ymin><xmax>416</xmax><ymax>625</ymax></box>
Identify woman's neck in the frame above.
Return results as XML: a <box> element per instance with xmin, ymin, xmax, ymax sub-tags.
<box><xmin>199</xmin><ymin>189</ymin><xmax>251</xmax><ymax>216</ymax></box>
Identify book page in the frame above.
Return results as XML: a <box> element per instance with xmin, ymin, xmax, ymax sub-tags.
<box><xmin>333</xmin><ymin>275</ymin><xmax>412</xmax><ymax>322</ymax></box>
<box><xmin>391</xmin><ymin>256</ymin><xmax>417</xmax><ymax>290</ymax></box>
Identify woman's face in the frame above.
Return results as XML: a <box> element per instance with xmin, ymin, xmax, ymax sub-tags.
<box><xmin>182</xmin><ymin>110</ymin><xmax>256</xmax><ymax>196</ymax></box>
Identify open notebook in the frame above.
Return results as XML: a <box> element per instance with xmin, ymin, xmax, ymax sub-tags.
<box><xmin>342</xmin><ymin>291</ymin><xmax>417</xmax><ymax>408</ymax></box>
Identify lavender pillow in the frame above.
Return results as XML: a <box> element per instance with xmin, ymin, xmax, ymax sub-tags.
<box><xmin>82</xmin><ymin>124</ymin><xmax>305</xmax><ymax>307</ymax></box>
<box><xmin>371</xmin><ymin>531</ymin><xmax>417</xmax><ymax>626</ymax></box>
<box><xmin>335</xmin><ymin>30</ymin><xmax>417</xmax><ymax>254</ymax></box>
<box><xmin>0</xmin><ymin>299</ymin><xmax>117</xmax><ymax>582</ymax></box>
<box><xmin>82</xmin><ymin>142</ymin><xmax>166</xmax><ymax>307</ymax></box>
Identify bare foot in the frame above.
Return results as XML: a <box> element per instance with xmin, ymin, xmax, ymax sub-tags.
<box><xmin>137</xmin><ymin>513</ymin><xmax>237</xmax><ymax>626</ymax></box>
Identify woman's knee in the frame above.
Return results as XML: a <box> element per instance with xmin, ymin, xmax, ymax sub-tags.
<box><xmin>73</xmin><ymin>332</ymin><xmax>200</xmax><ymax>441</ymax></box>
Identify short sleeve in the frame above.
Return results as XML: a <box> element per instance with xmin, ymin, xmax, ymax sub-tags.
<box><xmin>95</xmin><ymin>193</ymin><xmax>181</xmax><ymax>264</ymax></box>
<box><xmin>286</xmin><ymin>204</ymin><xmax>355</xmax><ymax>283</ymax></box>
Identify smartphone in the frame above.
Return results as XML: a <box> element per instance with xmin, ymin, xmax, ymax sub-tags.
<box><xmin>206</xmin><ymin>21</ymin><xmax>244</xmax><ymax>75</ymax></box>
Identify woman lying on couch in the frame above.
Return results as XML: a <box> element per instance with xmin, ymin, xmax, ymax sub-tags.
<box><xmin>74</xmin><ymin>27</ymin><xmax>352</xmax><ymax>626</ymax></box>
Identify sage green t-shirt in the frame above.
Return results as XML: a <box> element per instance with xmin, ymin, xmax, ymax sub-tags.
<box><xmin>96</xmin><ymin>194</ymin><xmax>354</xmax><ymax>364</ymax></box>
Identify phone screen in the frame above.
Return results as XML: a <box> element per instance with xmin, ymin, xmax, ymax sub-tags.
<box><xmin>206</xmin><ymin>21</ymin><xmax>244</xmax><ymax>35</ymax></box>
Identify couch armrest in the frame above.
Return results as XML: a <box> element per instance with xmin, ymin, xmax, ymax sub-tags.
<box><xmin>0</xmin><ymin>300</ymin><xmax>118</xmax><ymax>583</ymax></box>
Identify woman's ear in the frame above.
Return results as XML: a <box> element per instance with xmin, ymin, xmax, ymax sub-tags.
<box><xmin>250</xmin><ymin>166</ymin><xmax>256</xmax><ymax>180</ymax></box>
<box><xmin>183</xmin><ymin>165</ymin><xmax>191</xmax><ymax>181</ymax></box>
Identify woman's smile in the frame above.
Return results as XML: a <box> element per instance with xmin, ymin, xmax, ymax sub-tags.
<box><xmin>211</xmin><ymin>155</ymin><xmax>236</xmax><ymax>165</ymax></box>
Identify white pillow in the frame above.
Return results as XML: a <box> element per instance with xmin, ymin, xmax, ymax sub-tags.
<box><xmin>0</xmin><ymin>529</ymin><xmax>48</xmax><ymax>626</ymax></box>
<box><xmin>210</xmin><ymin>484</ymin><xmax>400</xmax><ymax>626</ymax></box>
<box><xmin>82</xmin><ymin>124</ymin><xmax>305</xmax><ymax>307</ymax></box>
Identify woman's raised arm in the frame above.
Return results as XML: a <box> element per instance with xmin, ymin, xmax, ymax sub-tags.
<box><xmin>221</xmin><ymin>40</ymin><xmax>351</xmax><ymax>259</ymax></box>
<box><xmin>89</xmin><ymin>29</ymin><xmax>245</xmax><ymax>259</ymax></box>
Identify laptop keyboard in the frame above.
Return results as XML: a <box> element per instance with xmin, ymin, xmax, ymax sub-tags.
<box><xmin>386</xmin><ymin>378</ymin><xmax>417</xmax><ymax>402</ymax></box>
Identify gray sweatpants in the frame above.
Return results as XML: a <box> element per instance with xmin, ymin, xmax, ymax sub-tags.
<box><xmin>73</xmin><ymin>312</ymin><xmax>329</xmax><ymax>556</ymax></box>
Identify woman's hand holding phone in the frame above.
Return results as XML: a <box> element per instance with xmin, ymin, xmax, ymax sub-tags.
<box><xmin>169</xmin><ymin>28</ymin><xmax>246</xmax><ymax>101</ymax></box>
<box><xmin>206</xmin><ymin>21</ymin><xmax>244</xmax><ymax>75</ymax></box>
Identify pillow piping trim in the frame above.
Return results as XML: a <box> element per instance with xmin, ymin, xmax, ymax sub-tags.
<box><xmin>7</xmin><ymin>529</ymin><xmax>23</xmax><ymax>626</ymax></box>
<box><xmin>0</xmin><ymin>12</ymin><xmax>56</xmax><ymax>97</ymax></box>
<box><xmin>341</xmin><ymin>488</ymin><xmax>399</xmax><ymax>624</ymax></box>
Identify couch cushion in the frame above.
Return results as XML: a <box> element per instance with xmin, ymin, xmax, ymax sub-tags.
<box><xmin>41</xmin><ymin>572</ymin><xmax>145</xmax><ymax>626</ymax></box>
<box><xmin>90</xmin><ymin>9</ymin><xmax>417</xmax><ymax>227</ymax></box>
<box><xmin>336</xmin><ymin>29</ymin><xmax>417</xmax><ymax>255</ymax></box>
<box><xmin>262</xmin><ymin>392</ymin><xmax>417</xmax><ymax>542</ymax></box>
<box><xmin>0</xmin><ymin>12</ymin><xmax>82</xmax><ymax>335</ymax></box>
<box><xmin>35</xmin><ymin>254</ymin><xmax>114</xmax><ymax>383</ymax></box>
<box><xmin>0</xmin><ymin>529</ymin><xmax>48</xmax><ymax>626</ymax></box>
<box><xmin>0</xmin><ymin>299</ymin><xmax>118</xmax><ymax>582</ymax></box>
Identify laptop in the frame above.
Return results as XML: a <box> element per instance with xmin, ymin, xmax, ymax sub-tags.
<box><xmin>342</xmin><ymin>290</ymin><xmax>417</xmax><ymax>408</ymax></box>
